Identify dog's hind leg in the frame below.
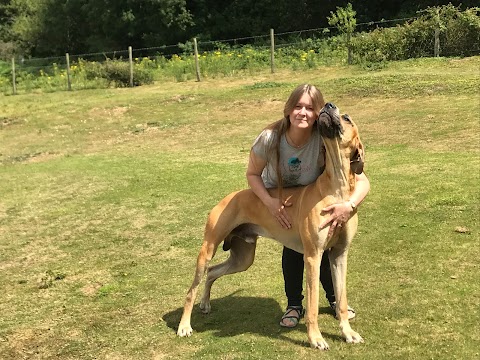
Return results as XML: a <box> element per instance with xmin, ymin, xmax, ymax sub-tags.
<box><xmin>200</xmin><ymin>235</ymin><xmax>257</xmax><ymax>314</ymax></box>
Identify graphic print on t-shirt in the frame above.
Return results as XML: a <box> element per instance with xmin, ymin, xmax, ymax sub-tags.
<box><xmin>284</xmin><ymin>157</ymin><xmax>301</xmax><ymax>186</ymax></box>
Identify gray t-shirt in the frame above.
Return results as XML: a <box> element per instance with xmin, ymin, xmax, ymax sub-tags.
<box><xmin>252</xmin><ymin>129</ymin><xmax>325</xmax><ymax>189</ymax></box>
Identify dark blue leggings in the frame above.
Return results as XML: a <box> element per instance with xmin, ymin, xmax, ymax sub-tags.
<box><xmin>282</xmin><ymin>247</ymin><xmax>335</xmax><ymax>307</ymax></box>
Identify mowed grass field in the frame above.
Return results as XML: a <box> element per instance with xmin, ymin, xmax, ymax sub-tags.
<box><xmin>0</xmin><ymin>57</ymin><xmax>479</xmax><ymax>360</ymax></box>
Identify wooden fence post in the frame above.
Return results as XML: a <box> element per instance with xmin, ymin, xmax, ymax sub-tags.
<box><xmin>66</xmin><ymin>53</ymin><xmax>72</xmax><ymax>91</ymax></box>
<box><xmin>193</xmin><ymin>38</ymin><xmax>201</xmax><ymax>82</ymax></box>
<box><xmin>270</xmin><ymin>29</ymin><xmax>275</xmax><ymax>74</ymax></box>
<box><xmin>347</xmin><ymin>32</ymin><xmax>353</xmax><ymax>65</ymax></box>
<box><xmin>434</xmin><ymin>28</ymin><xmax>440</xmax><ymax>57</ymax></box>
<box><xmin>434</xmin><ymin>8</ymin><xmax>441</xmax><ymax>57</ymax></box>
<box><xmin>129</xmin><ymin>46</ymin><xmax>134</xmax><ymax>87</ymax></box>
<box><xmin>11</xmin><ymin>57</ymin><xmax>16</xmax><ymax>95</ymax></box>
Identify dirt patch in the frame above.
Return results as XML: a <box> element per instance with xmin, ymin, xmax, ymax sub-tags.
<box><xmin>0</xmin><ymin>117</ymin><xmax>25</xmax><ymax>129</ymax></box>
<box><xmin>80</xmin><ymin>282</ymin><xmax>103</xmax><ymax>297</ymax></box>
<box><xmin>165</xmin><ymin>94</ymin><xmax>197</xmax><ymax>103</ymax></box>
<box><xmin>88</xmin><ymin>106</ymin><xmax>129</xmax><ymax>122</ymax></box>
<box><xmin>1</xmin><ymin>151</ymin><xmax>62</xmax><ymax>164</ymax></box>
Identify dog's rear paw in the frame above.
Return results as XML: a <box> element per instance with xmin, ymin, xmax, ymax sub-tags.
<box><xmin>177</xmin><ymin>325</ymin><xmax>193</xmax><ymax>337</ymax></box>
<box><xmin>199</xmin><ymin>301</ymin><xmax>211</xmax><ymax>314</ymax></box>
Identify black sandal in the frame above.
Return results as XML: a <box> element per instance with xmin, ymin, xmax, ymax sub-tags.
<box><xmin>279</xmin><ymin>306</ymin><xmax>304</xmax><ymax>328</ymax></box>
<box><xmin>329</xmin><ymin>301</ymin><xmax>356</xmax><ymax>320</ymax></box>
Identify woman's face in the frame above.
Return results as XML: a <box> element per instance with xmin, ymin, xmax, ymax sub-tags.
<box><xmin>289</xmin><ymin>93</ymin><xmax>317</xmax><ymax>130</ymax></box>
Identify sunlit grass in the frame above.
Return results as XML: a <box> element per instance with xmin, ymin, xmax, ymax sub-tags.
<box><xmin>0</xmin><ymin>57</ymin><xmax>479</xmax><ymax>359</ymax></box>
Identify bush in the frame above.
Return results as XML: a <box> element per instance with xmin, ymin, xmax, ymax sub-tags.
<box><xmin>350</xmin><ymin>5</ymin><xmax>480</xmax><ymax>63</ymax></box>
<box><xmin>352</xmin><ymin>27</ymin><xmax>407</xmax><ymax>63</ymax></box>
<box><xmin>82</xmin><ymin>59</ymin><xmax>153</xmax><ymax>87</ymax></box>
<box><xmin>4</xmin><ymin>4</ymin><xmax>478</xmax><ymax>94</ymax></box>
<box><xmin>440</xmin><ymin>6</ymin><xmax>480</xmax><ymax>56</ymax></box>
<box><xmin>0</xmin><ymin>59</ymin><xmax>11</xmax><ymax>77</ymax></box>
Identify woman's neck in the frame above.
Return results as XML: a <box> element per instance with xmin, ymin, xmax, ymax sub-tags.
<box><xmin>286</xmin><ymin>127</ymin><xmax>313</xmax><ymax>148</ymax></box>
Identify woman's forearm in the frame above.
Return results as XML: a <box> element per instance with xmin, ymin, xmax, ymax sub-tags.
<box><xmin>247</xmin><ymin>173</ymin><xmax>273</xmax><ymax>205</ymax></box>
<box><xmin>349</xmin><ymin>173</ymin><xmax>370</xmax><ymax>207</ymax></box>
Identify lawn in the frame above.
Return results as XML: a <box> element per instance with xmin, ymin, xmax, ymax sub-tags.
<box><xmin>0</xmin><ymin>57</ymin><xmax>479</xmax><ymax>359</ymax></box>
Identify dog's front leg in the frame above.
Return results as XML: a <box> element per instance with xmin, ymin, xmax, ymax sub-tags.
<box><xmin>304</xmin><ymin>250</ymin><xmax>329</xmax><ymax>350</ymax></box>
<box><xmin>329</xmin><ymin>246</ymin><xmax>364</xmax><ymax>344</ymax></box>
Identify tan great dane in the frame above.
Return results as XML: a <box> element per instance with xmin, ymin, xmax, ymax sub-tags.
<box><xmin>177</xmin><ymin>103</ymin><xmax>365</xmax><ymax>350</ymax></box>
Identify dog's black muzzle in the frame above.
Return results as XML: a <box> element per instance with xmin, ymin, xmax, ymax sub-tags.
<box><xmin>318</xmin><ymin>102</ymin><xmax>343</xmax><ymax>138</ymax></box>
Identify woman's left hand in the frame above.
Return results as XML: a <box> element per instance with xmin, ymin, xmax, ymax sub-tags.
<box><xmin>320</xmin><ymin>202</ymin><xmax>353</xmax><ymax>238</ymax></box>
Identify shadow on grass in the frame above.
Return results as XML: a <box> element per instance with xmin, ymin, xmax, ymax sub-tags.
<box><xmin>163</xmin><ymin>292</ymin><xmax>344</xmax><ymax>347</ymax></box>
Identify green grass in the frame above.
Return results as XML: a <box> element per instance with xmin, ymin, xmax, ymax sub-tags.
<box><xmin>0</xmin><ymin>56</ymin><xmax>479</xmax><ymax>359</ymax></box>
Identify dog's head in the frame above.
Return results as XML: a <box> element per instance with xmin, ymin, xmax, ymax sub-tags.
<box><xmin>318</xmin><ymin>102</ymin><xmax>365</xmax><ymax>174</ymax></box>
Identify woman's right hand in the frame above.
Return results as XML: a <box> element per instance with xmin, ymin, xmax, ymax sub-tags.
<box><xmin>265</xmin><ymin>197</ymin><xmax>292</xmax><ymax>229</ymax></box>
<box><xmin>246</xmin><ymin>150</ymin><xmax>292</xmax><ymax>229</ymax></box>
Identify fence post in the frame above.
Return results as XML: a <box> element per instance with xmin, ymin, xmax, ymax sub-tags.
<box><xmin>270</xmin><ymin>29</ymin><xmax>275</xmax><ymax>74</ymax></box>
<box><xmin>66</xmin><ymin>53</ymin><xmax>72</xmax><ymax>91</ymax></box>
<box><xmin>434</xmin><ymin>28</ymin><xmax>440</xmax><ymax>57</ymax></box>
<box><xmin>434</xmin><ymin>8</ymin><xmax>441</xmax><ymax>57</ymax></box>
<box><xmin>128</xmin><ymin>46</ymin><xmax>134</xmax><ymax>87</ymax></box>
<box><xmin>11</xmin><ymin>57</ymin><xmax>16</xmax><ymax>95</ymax></box>
<box><xmin>347</xmin><ymin>32</ymin><xmax>353</xmax><ymax>65</ymax></box>
<box><xmin>193</xmin><ymin>38</ymin><xmax>201</xmax><ymax>82</ymax></box>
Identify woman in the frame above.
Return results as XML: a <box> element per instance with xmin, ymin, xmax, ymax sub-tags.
<box><xmin>246</xmin><ymin>84</ymin><xmax>370</xmax><ymax>328</ymax></box>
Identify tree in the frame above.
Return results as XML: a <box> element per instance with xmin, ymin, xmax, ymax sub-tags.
<box><xmin>328</xmin><ymin>2</ymin><xmax>357</xmax><ymax>64</ymax></box>
<box><xmin>5</xmin><ymin>0</ymin><xmax>193</xmax><ymax>56</ymax></box>
<box><xmin>0</xmin><ymin>0</ymin><xmax>16</xmax><ymax>57</ymax></box>
<box><xmin>2</xmin><ymin>0</ymin><xmax>478</xmax><ymax>57</ymax></box>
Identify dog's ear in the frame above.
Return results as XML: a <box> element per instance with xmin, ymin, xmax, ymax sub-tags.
<box><xmin>350</xmin><ymin>139</ymin><xmax>365</xmax><ymax>174</ymax></box>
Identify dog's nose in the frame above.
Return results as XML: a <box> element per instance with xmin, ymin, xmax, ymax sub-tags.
<box><xmin>325</xmin><ymin>102</ymin><xmax>337</xmax><ymax>110</ymax></box>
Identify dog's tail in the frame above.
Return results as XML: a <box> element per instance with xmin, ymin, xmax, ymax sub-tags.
<box><xmin>222</xmin><ymin>237</ymin><xmax>233</xmax><ymax>251</ymax></box>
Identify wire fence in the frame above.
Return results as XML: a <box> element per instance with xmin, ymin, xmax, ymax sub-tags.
<box><xmin>2</xmin><ymin>14</ymin><xmax>479</xmax><ymax>95</ymax></box>
<box><xmin>3</xmin><ymin>16</ymin><xmax>416</xmax><ymax>73</ymax></box>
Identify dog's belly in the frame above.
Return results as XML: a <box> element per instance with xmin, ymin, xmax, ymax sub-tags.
<box><xmin>250</xmin><ymin>225</ymin><xmax>304</xmax><ymax>254</ymax></box>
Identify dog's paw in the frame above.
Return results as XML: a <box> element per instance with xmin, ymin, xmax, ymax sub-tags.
<box><xmin>310</xmin><ymin>337</ymin><xmax>330</xmax><ymax>351</ymax></box>
<box><xmin>199</xmin><ymin>301</ymin><xmax>211</xmax><ymax>314</ymax></box>
<box><xmin>177</xmin><ymin>325</ymin><xmax>193</xmax><ymax>337</ymax></box>
<box><xmin>343</xmin><ymin>329</ymin><xmax>364</xmax><ymax>344</ymax></box>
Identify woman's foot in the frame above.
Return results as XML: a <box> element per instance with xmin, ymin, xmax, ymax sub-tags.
<box><xmin>329</xmin><ymin>301</ymin><xmax>356</xmax><ymax>320</ymax></box>
<box><xmin>279</xmin><ymin>306</ymin><xmax>304</xmax><ymax>328</ymax></box>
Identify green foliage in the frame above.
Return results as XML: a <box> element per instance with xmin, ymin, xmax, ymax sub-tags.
<box><xmin>351</xmin><ymin>27</ymin><xmax>407</xmax><ymax>64</ymax></box>
<box><xmin>328</xmin><ymin>3</ymin><xmax>357</xmax><ymax>64</ymax></box>
<box><xmin>0</xmin><ymin>59</ymin><xmax>10</xmax><ymax>76</ymax></box>
<box><xmin>434</xmin><ymin>5</ymin><xmax>480</xmax><ymax>56</ymax></box>
<box><xmin>82</xmin><ymin>59</ymin><xmax>154</xmax><ymax>88</ymax></box>
<box><xmin>328</xmin><ymin>2</ymin><xmax>357</xmax><ymax>34</ymax></box>
<box><xmin>4</xmin><ymin>0</ymin><xmax>193</xmax><ymax>56</ymax></box>
<box><xmin>0</xmin><ymin>4</ymin><xmax>478</xmax><ymax>95</ymax></box>
<box><xmin>351</xmin><ymin>5</ymin><xmax>480</xmax><ymax>64</ymax></box>
<box><xmin>2</xmin><ymin>1</ymin><xmax>479</xmax><ymax>59</ymax></box>
<box><xmin>245</xmin><ymin>81</ymin><xmax>284</xmax><ymax>90</ymax></box>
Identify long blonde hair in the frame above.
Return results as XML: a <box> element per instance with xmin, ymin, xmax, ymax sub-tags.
<box><xmin>265</xmin><ymin>84</ymin><xmax>325</xmax><ymax>195</ymax></box>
